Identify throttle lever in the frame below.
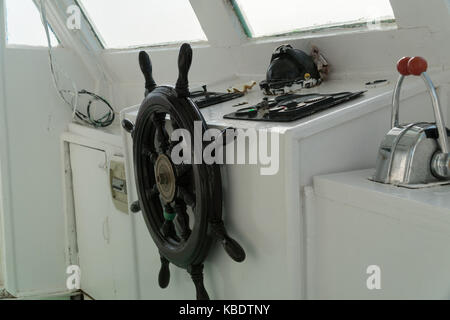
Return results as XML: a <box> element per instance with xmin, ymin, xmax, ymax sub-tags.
<box><xmin>393</xmin><ymin>56</ymin><xmax>450</xmax><ymax>178</ymax></box>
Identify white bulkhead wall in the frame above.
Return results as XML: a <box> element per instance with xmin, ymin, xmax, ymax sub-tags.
<box><xmin>0</xmin><ymin>1</ymin><xmax>7</xmax><ymax>289</ymax></box>
<box><xmin>0</xmin><ymin>0</ymin><xmax>97</xmax><ymax>296</ymax></box>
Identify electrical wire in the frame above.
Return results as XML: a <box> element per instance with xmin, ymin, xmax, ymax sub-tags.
<box><xmin>78</xmin><ymin>89</ymin><xmax>115</xmax><ymax>128</ymax></box>
<box><xmin>38</xmin><ymin>0</ymin><xmax>115</xmax><ymax>128</ymax></box>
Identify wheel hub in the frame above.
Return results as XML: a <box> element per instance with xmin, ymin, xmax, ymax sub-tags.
<box><xmin>154</xmin><ymin>154</ymin><xmax>176</xmax><ymax>203</ymax></box>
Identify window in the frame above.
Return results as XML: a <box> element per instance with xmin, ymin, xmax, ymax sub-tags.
<box><xmin>5</xmin><ymin>0</ymin><xmax>58</xmax><ymax>46</ymax></box>
<box><xmin>78</xmin><ymin>0</ymin><xmax>207</xmax><ymax>49</ymax></box>
<box><xmin>232</xmin><ymin>0</ymin><xmax>396</xmax><ymax>38</ymax></box>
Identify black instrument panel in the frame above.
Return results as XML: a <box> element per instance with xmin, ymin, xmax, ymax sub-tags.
<box><xmin>224</xmin><ymin>91</ymin><xmax>366</xmax><ymax>122</ymax></box>
<box><xmin>190</xmin><ymin>86</ymin><xmax>244</xmax><ymax>108</ymax></box>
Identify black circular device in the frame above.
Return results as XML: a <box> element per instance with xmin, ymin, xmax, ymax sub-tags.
<box><xmin>260</xmin><ymin>44</ymin><xmax>322</xmax><ymax>95</ymax></box>
<box><xmin>267</xmin><ymin>45</ymin><xmax>320</xmax><ymax>82</ymax></box>
<box><xmin>122</xmin><ymin>44</ymin><xmax>245</xmax><ymax>300</ymax></box>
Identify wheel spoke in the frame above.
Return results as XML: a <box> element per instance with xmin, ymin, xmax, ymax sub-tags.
<box><xmin>141</xmin><ymin>144</ymin><xmax>151</xmax><ymax>156</ymax></box>
<box><xmin>170</xmin><ymin>117</ymin><xmax>180</xmax><ymax>131</ymax></box>
<box><xmin>161</xmin><ymin>205</ymin><xmax>180</xmax><ymax>241</ymax></box>
<box><xmin>149</xmin><ymin>184</ymin><xmax>160</xmax><ymax>199</ymax></box>
<box><xmin>175</xmin><ymin>163</ymin><xmax>193</xmax><ymax>178</ymax></box>
<box><xmin>142</xmin><ymin>147</ymin><xmax>159</xmax><ymax>165</ymax></box>
<box><xmin>174</xmin><ymin>202</ymin><xmax>191</xmax><ymax>240</ymax></box>
<box><xmin>161</xmin><ymin>220</ymin><xmax>178</xmax><ymax>239</ymax></box>
<box><xmin>178</xmin><ymin>186</ymin><xmax>196</xmax><ymax>208</ymax></box>
<box><xmin>152</xmin><ymin>114</ymin><xmax>170</xmax><ymax>153</ymax></box>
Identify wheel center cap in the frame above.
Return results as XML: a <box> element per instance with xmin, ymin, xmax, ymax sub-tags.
<box><xmin>154</xmin><ymin>154</ymin><xmax>176</xmax><ymax>203</ymax></box>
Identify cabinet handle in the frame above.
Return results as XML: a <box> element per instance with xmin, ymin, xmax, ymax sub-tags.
<box><xmin>99</xmin><ymin>153</ymin><xmax>108</xmax><ymax>171</ymax></box>
<box><xmin>103</xmin><ymin>217</ymin><xmax>110</xmax><ymax>244</ymax></box>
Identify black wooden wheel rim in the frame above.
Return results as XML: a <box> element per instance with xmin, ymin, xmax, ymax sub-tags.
<box><xmin>133</xmin><ymin>86</ymin><xmax>223</xmax><ymax>269</ymax></box>
<box><xmin>124</xmin><ymin>44</ymin><xmax>246</xmax><ymax>299</ymax></box>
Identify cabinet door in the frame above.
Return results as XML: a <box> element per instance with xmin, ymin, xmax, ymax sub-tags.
<box><xmin>70</xmin><ymin>144</ymin><xmax>116</xmax><ymax>299</ymax></box>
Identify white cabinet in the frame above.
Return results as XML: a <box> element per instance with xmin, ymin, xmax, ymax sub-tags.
<box><xmin>70</xmin><ymin>144</ymin><xmax>115</xmax><ymax>299</ymax></box>
<box><xmin>69</xmin><ymin>143</ymin><xmax>138</xmax><ymax>299</ymax></box>
<box><xmin>311</xmin><ymin>169</ymin><xmax>450</xmax><ymax>299</ymax></box>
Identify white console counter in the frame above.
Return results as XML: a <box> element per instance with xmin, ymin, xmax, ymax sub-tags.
<box><xmin>311</xmin><ymin>169</ymin><xmax>450</xmax><ymax>299</ymax></box>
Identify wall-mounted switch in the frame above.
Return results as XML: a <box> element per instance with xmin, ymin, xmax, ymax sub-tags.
<box><xmin>109</xmin><ymin>158</ymin><xmax>128</xmax><ymax>214</ymax></box>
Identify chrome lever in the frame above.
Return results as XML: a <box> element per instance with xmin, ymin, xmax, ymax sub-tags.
<box><xmin>392</xmin><ymin>56</ymin><xmax>450</xmax><ymax>179</ymax></box>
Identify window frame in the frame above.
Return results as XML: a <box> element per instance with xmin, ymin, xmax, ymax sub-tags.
<box><xmin>4</xmin><ymin>0</ymin><xmax>61</xmax><ymax>48</ymax></box>
<box><xmin>74</xmin><ymin>0</ymin><xmax>105</xmax><ymax>49</ymax></box>
<box><xmin>75</xmin><ymin>0</ymin><xmax>208</xmax><ymax>51</ymax></box>
<box><xmin>229</xmin><ymin>0</ymin><xmax>397</xmax><ymax>40</ymax></box>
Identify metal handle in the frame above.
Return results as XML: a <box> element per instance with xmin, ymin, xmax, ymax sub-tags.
<box><xmin>392</xmin><ymin>57</ymin><xmax>450</xmax><ymax>178</ymax></box>
<box><xmin>421</xmin><ymin>72</ymin><xmax>449</xmax><ymax>154</ymax></box>
<box><xmin>391</xmin><ymin>74</ymin><xmax>405</xmax><ymax>129</ymax></box>
<box><xmin>392</xmin><ymin>57</ymin><xmax>449</xmax><ymax>154</ymax></box>
<box><xmin>139</xmin><ymin>51</ymin><xmax>157</xmax><ymax>96</ymax></box>
<box><xmin>175</xmin><ymin>43</ymin><xmax>193</xmax><ymax>98</ymax></box>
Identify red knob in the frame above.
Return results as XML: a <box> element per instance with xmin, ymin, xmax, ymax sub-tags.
<box><xmin>397</xmin><ymin>57</ymin><xmax>411</xmax><ymax>76</ymax></box>
<box><xmin>408</xmin><ymin>56</ymin><xmax>428</xmax><ymax>76</ymax></box>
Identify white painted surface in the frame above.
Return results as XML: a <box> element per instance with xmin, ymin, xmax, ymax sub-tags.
<box><xmin>123</xmin><ymin>71</ymin><xmax>448</xmax><ymax>132</ymax></box>
<box><xmin>119</xmin><ymin>71</ymin><xmax>437</xmax><ymax>299</ymax></box>
<box><xmin>0</xmin><ymin>166</ymin><xmax>4</xmax><ymax>287</ymax></box>
<box><xmin>0</xmin><ymin>0</ymin><xmax>11</xmax><ymax>293</ymax></box>
<box><xmin>0</xmin><ymin>45</ymin><xmax>96</xmax><ymax>297</ymax></box>
<box><xmin>70</xmin><ymin>144</ymin><xmax>116</xmax><ymax>299</ymax></box>
<box><xmin>122</xmin><ymin>122</ymin><xmax>297</xmax><ymax>299</ymax></box>
<box><xmin>312</xmin><ymin>169</ymin><xmax>450</xmax><ymax>299</ymax></box>
<box><xmin>61</xmin><ymin>126</ymin><xmax>139</xmax><ymax>300</ymax></box>
<box><xmin>1</xmin><ymin>0</ymin><xmax>450</xmax><ymax>299</ymax></box>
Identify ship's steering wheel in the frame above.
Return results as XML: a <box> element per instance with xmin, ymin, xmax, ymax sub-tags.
<box><xmin>122</xmin><ymin>44</ymin><xmax>245</xmax><ymax>300</ymax></box>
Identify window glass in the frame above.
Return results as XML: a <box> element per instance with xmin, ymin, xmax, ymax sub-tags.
<box><xmin>6</xmin><ymin>0</ymin><xmax>58</xmax><ymax>46</ymax></box>
<box><xmin>78</xmin><ymin>0</ymin><xmax>207</xmax><ymax>49</ymax></box>
<box><xmin>233</xmin><ymin>0</ymin><xmax>395</xmax><ymax>38</ymax></box>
